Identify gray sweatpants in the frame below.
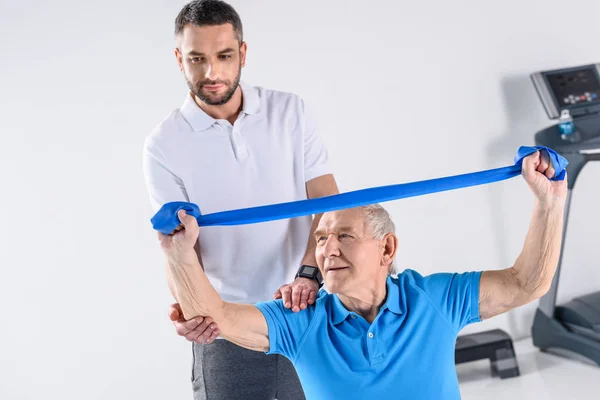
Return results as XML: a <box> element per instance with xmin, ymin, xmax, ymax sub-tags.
<box><xmin>191</xmin><ymin>340</ymin><xmax>306</xmax><ymax>400</ymax></box>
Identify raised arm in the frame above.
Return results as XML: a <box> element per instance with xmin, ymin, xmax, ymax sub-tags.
<box><xmin>479</xmin><ymin>150</ymin><xmax>567</xmax><ymax>320</ymax></box>
<box><xmin>144</xmin><ymin>136</ymin><xmax>219</xmax><ymax>343</ymax></box>
<box><xmin>160</xmin><ymin>210</ymin><xmax>270</xmax><ymax>352</ymax></box>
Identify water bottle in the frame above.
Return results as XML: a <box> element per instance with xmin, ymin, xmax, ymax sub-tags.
<box><xmin>558</xmin><ymin>109</ymin><xmax>575</xmax><ymax>140</ymax></box>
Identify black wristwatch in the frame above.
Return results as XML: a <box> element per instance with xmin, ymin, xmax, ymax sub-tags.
<box><xmin>295</xmin><ymin>265</ymin><xmax>324</xmax><ymax>288</ymax></box>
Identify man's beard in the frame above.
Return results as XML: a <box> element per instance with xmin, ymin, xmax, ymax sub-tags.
<box><xmin>187</xmin><ymin>64</ymin><xmax>241</xmax><ymax>106</ymax></box>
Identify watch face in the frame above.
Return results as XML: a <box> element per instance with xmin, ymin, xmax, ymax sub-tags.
<box><xmin>302</xmin><ymin>266</ymin><xmax>316</xmax><ymax>274</ymax></box>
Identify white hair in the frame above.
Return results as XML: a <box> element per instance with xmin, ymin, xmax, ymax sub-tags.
<box><xmin>357</xmin><ymin>204</ymin><xmax>397</xmax><ymax>274</ymax></box>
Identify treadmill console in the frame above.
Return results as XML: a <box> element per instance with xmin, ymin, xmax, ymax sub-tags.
<box><xmin>531</xmin><ymin>64</ymin><xmax>600</xmax><ymax>187</ymax></box>
<box><xmin>531</xmin><ymin>64</ymin><xmax>600</xmax><ymax>120</ymax></box>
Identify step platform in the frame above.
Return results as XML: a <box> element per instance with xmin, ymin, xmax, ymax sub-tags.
<box><xmin>455</xmin><ymin>329</ymin><xmax>520</xmax><ymax>379</ymax></box>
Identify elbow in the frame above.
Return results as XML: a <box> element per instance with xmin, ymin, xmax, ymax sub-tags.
<box><xmin>533</xmin><ymin>282</ymin><xmax>553</xmax><ymax>299</ymax></box>
<box><xmin>512</xmin><ymin>263</ymin><xmax>555</xmax><ymax>302</ymax></box>
<box><xmin>522</xmin><ymin>280</ymin><xmax>552</xmax><ymax>302</ymax></box>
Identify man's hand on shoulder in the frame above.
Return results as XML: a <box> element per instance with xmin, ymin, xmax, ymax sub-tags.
<box><xmin>273</xmin><ymin>277</ymin><xmax>319</xmax><ymax>312</ymax></box>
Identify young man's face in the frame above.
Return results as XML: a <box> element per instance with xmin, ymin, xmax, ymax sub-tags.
<box><xmin>176</xmin><ymin>23</ymin><xmax>246</xmax><ymax>106</ymax></box>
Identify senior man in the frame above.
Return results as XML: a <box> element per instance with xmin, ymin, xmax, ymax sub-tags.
<box><xmin>159</xmin><ymin>150</ymin><xmax>566</xmax><ymax>399</ymax></box>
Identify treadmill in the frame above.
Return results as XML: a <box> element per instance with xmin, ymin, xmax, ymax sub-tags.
<box><xmin>530</xmin><ymin>63</ymin><xmax>600</xmax><ymax>365</ymax></box>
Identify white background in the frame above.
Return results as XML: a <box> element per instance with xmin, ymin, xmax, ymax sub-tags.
<box><xmin>1</xmin><ymin>0</ymin><xmax>600</xmax><ymax>398</ymax></box>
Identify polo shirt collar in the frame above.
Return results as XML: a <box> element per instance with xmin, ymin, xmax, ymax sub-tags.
<box><xmin>331</xmin><ymin>275</ymin><xmax>405</xmax><ymax>325</ymax></box>
<box><xmin>331</xmin><ymin>295</ymin><xmax>351</xmax><ymax>325</ymax></box>
<box><xmin>384</xmin><ymin>275</ymin><xmax>404</xmax><ymax>315</ymax></box>
<box><xmin>180</xmin><ymin>80</ymin><xmax>261</xmax><ymax>132</ymax></box>
<box><xmin>239</xmin><ymin>81</ymin><xmax>260</xmax><ymax>115</ymax></box>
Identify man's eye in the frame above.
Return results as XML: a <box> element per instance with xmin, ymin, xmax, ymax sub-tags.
<box><xmin>190</xmin><ymin>57</ymin><xmax>203</xmax><ymax>63</ymax></box>
<box><xmin>219</xmin><ymin>55</ymin><xmax>232</xmax><ymax>60</ymax></box>
<box><xmin>317</xmin><ymin>236</ymin><xmax>326</xmax><ymax>242</ymax></box>
<box><xmin>339</xmin><ymin>234</ymin><xmax>351</xmax><ymax>239</ymax></box>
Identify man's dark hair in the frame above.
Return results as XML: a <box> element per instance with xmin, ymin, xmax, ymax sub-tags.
<box><xmin>175</xmin><ymin>0</ymin><xmax>243</xmax><ymax>44</ymax></box>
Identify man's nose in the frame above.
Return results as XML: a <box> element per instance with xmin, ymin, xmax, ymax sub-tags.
<box><xmin>204</xmin><ymin>62</ymin><xmax>220</xmax><ymax>81</ymax></box>
<box><xmin>324</xmin><ymin>236</ymin><xmax>341</xmax><ymax>257</ymax></box>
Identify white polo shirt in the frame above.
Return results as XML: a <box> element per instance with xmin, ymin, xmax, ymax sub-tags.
<box><xmin>143</xmin><ymin>81</ymin><xmax>331</xmax><ymax>304</ymax></box>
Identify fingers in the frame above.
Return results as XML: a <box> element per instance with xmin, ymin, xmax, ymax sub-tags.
<box><xmin>537</xmin><ymin>149</ymin><xmax>551</xmax><ymax>178</ymax></box>
<box><xmin>177</xmin><ymin>209</ymin><xmax>187</xmax><ymax>224</ymax></box>
<box><xmin>539</xmin><ymin>149</ymin><xmax>549</xmax><ymax>169</ymax></box>
<box><xmin>169</xmin><ymin>303</ymin><xmax>182</xmax><ymax>321</ymax></box>
<box><xmin>522</xmin><ymin>151</ymin><xmax>539</xmax><ymax>182</ymax></box>
<box><xmin>540</xmin><ymin>150</ymin><xmax>555</xmax><ymax>179</ymax></box>
<box><xmin>291</xmin><ymin>285</ymin><xmax>301</xmax><ymax>312</ymax></box>
<box><xmin>177</xmin><ymin>209</ymin><xmax>200</xmax><ymax>242</ymax></box>
<box><xmin>195</xmin><ymin>326</ymin><xmax>220</xmax><ymax>344</ymax></box>
<box><xmin>173</xmin><ymin>316</ymin><xmax>220</xmax><ymax>344</ymax></box>
<box><xmin>162</xmin><ymin>224</ymin><xmax>183</xmax><ymax>237</ymax></box>
<box><xmin>545</xmin><ymin>165</ymin><xmax>556</xmax><ymax>179</ymax></box>
<box><xmin>299</xmin><ymin>289</ymin><xmax>309</xmax><ymax>310</ymax></box>
<box><xmin>280</xmin><ymin>285</ymin><xmax>292</xmax><ymax>308</ymax></box>
<box><xmin>189</xmin><ymin>318</ymin><xmax>220</xmax><ymax>345</ymax></box>
<box><xmin>177</xmin><ymin>209</ymin><xmax>197</xmax><ymax>228</ymax></box>
<box><xmin>280</xmin><ymin>282</ymin><xmax>318</xmax><ymax>311</ymax></box>
<box><xmin>174</xmin><ymin>316</ymin><xmax>204</xmax><ymax>336</ymax></box>
<box><xmin>525</xmin><ymin>150</ymin><xmax>556</xmax><ymax>180</ymax></box>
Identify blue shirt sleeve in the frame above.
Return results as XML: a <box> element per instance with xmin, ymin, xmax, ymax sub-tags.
<box><xmin>406</xmin><ymin>269</ymin><xmax>482</xmax><ymax>334</ymax></box>
<box><xmin>255</xmin><ymin>296</ymin><xmax>321</xmax><ymax>361</ymax></box>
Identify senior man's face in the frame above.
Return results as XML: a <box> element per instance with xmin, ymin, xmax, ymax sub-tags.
<box><xmin>314</xmin><ymin>208</ymin><xmax>391</xmax><ymax>294</ymax></box>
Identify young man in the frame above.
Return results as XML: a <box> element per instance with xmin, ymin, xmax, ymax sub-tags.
<box><xmin>159</xmin><ymin>150</ymin><xmax>567</xmax><ymax>400</ymax></box>
<box><xmin>142</xmin><ymin>1</ymin><xmax>338</xmax><ymax>398</ymax></box>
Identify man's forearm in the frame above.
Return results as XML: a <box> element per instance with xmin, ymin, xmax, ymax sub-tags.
<box><xmin>300</xmin><ymin>213</ymin><xmax>323</xmax><ymax>266</ymax></box>
<box><xmin>512</xmin><ymin>199</ymin><xmax>565</xmax><ymax>296</ymax></box>
<box><xmin>301</xmin><ymin>174</ymin><xmax>340</xmax><ymax>266</ymax></box>
<box><xmin>167</xmin><ymin>251</ymin><xmax>270</xmax><ymax>352</ymax></box>
<box><xmin>166</xmin><ymin>252</ymin><xmax>225</xmax><ymax>321</ymax></box>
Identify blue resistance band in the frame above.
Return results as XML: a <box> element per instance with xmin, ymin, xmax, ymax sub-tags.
<box><xmin>151</xmin><ymin>146</ymin><xmax>568</xmax><ymax>234</ymax></box>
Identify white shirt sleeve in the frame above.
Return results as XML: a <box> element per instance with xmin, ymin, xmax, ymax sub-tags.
<box><xmin>142</xmin><ymin>136</ymin><xmax>190</xmax><ymax>213</ymax></box>
<box><xmin>301</xmin><ymin>100</ymin><xmax>332</xmax><ymax>182</ymax></box>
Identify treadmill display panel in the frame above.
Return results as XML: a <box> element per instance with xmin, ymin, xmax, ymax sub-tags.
<box><xmin>546</xmin><ymin>67</ymin><xmax>600</xmax><ymax>107</ymax></box>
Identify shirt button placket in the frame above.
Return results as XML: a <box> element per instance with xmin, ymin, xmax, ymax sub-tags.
<box><xmin>365</xmin><ymin>330</ymin><xmax>374</xmax><ymax>361</ymax></box>
<box><xmin>230</xmin><ymin>117</ymin><xmax>248</xmax><ymax>160</ymax></box>
<box><xmin>366</xmin><ymin>328</ymin><xmax>383</xmax><ymax>365</ymax></box>
<box><xmin>232</xmin><ymin>129</ymin><xmax>248</xmax><ymax>160</ymax></box>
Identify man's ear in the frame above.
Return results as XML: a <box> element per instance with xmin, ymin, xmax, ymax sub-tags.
<box><xmin>240</xmin><ymin>41</ymin><xmax>247</xmax><ymax>68</ymax></box>
<box><xmin>174</xmin><ymin>47</ymin><xmax>184</xmax><ymax>72</ymax></box>
<box><xmin>381</xmin><ymin>233</ymin><xmax>398</xmax><ymax>267</ymax></box>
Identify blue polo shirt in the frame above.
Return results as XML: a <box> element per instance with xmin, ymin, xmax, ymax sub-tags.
<box><xmin>255</xmin><ymin>269</ymin><xmax>482</xmax><ymax>400</ymax></box>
